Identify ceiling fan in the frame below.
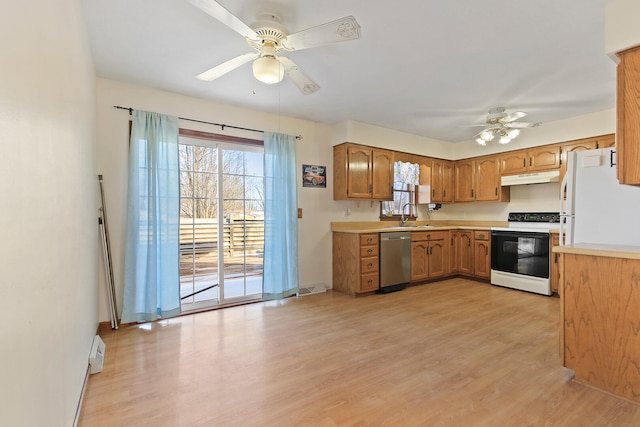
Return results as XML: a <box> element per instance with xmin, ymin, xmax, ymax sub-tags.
<box><xmin>467</xmin><ymin>107</ymin><xmax>542</xmax><ymax>145</ymax></box>
<box><xmin>189</xmin><ymin>0</ymin><xmax>361</xmax><ymax>95</ymax></box>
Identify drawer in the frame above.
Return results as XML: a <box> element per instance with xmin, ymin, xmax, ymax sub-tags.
<box><xmin>413</xmin><ymin>230</ymin><xmax>447</xmax><ymax>241</ymax></box>
<box><xmin>360</xmin><ymin>233</ymin><xmax>378</xmax><ymax>246</ymax></box>
<box><xmin>474</xmin><ymin>230</ymin><xmax>489</xmax><ymax>241</ymax></box>
<box><xmin>360</xmin><ymin>246</ymin><xmax>379</xmax><ymax>257</ymax></box>
<box><xmin>360</xmin><ymin>256</ymin><xmax>378</xmax><ymax>273</ymax></box>
<box><xmin>360</xmin><ymin>272</ymin><xmax>379</xmax><ymax>292</ymax></box>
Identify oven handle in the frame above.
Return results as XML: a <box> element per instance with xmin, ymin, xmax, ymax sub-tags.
<box><xmin>491</xmin><ymin>230</ymin><xmax>550</xmax><ymax>239</ymax></box>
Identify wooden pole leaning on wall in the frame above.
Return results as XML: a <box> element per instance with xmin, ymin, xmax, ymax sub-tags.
<box><xmin>98</xmin><ymin>175</ymin><xmax>119</xmax><ymax>329</ymax></box>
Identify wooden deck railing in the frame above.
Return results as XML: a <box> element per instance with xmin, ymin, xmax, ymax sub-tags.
<box><xmin>179</xmin><ymin>218</ymin><xmax>264</xmax><ymax>256</ymax></box>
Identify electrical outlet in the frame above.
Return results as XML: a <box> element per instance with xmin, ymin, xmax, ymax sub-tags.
<box><xmin>298</xmin><ymin>208</ymin><xmax>302</xmax><ymax>218</ymax></box>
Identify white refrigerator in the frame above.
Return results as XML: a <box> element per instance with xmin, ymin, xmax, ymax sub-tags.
<box><xmin>560</xmin><ymin>148</ymin><xmax>640</xmax><ymax>246</ymax></box>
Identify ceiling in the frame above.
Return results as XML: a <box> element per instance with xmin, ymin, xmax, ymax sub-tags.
<box><xmin>81</xmin><ymin>0</ymin><xmax>617</xmax><ymax>143</ymax></box>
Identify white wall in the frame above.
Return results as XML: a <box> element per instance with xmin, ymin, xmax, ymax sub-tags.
<box><xmin>605</xmin><ymin>0</ymin><xmax>640</xmax><ymax>58</ymax></box>
<box><xmin>0</xmin><ymin>0</ymin><xmax>98</xmax><ymax>425</ymax></box>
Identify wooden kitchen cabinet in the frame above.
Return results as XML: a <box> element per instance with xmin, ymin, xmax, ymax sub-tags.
<box><xmin>457</xmin><ymin>230</ymin><xmax>475</xmax><ymax>276</ymax></box>
<box><xmin>332</xmin><ymin>232</ymin><xmax>380</xmax><ymax>295</ymax></box>
<box><xmin>559</xmin><ymin>250</ymin><xmax>640</xmax><ymax>403</ymax></box>
<box><xmin>449</xmin><ymin>231</ymin><xmax>459</xmax><ymax>274</ymax></box>
<box><xmin>410</xmin><ymin>231</ymin><xmax>448</xmax><ymax>282</ymax></box>
<box><xmin>333</xmin><ymin>143</ymin><xmax>394</xmax><ymax>200</ymax></box>
<box><xmin>455</xmin><ymin>156</ymin><xmax>509</xmax><ymax>203</ymax></box>
<box><xmin>454</xmin><ymin>159</ymin><xmax>475</xmax><ymax>202</ymax></box>
<box><xmin>431</xmin><ymin>159</ymin><xmax>454</xmax><ymax>203</ymax></box>
<box><xmin>616</xmin><ymin>46</ymin><xmax>640</xmax><ymax>185</ymax></box>
<box><xmin>473</xmin><ymin>230</ymin><xmax>491</xmax><ymax>279</ymax></box>
<box><xmin>500</xmin><ymin>146</ymin><xmax>561</xmax><ymax>176</ymax></box>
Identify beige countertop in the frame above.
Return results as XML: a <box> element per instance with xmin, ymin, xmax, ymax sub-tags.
<box><xmin>331</xmin><ymin>221</ymin><xmax>504</xmax><ymax>234</ymax></box>
<box><xmin>552</xmin><ymin>243</ymin><xmax>640</xmax><ymax>260</ymax></box>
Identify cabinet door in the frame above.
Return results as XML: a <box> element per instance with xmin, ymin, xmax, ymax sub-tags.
<box><xmin>596</xmin><ymin>134</ymin><xmax>615</xmax><ymax>149</ymax></box>
<box><xmin>410</xmin><ymin>241</ymin><xmax>429</xmax><ymax>281</ymax></box>
<box><xmin>431</xmin><ymin>159</ymin><xmax>444</xmax><ymax>203</ymax></box>
<box><xmin>346</xmin><ymin>146</ymin><xmax>372</xmax><ymax>199</ymax></box>
<box><xmin>500</xmin><ymin>150</ymin><xmax>528</xmax><ymax>175</ymax></box>
<box><xmin>455</xmin><ymin>160</ymin><xmax>476</xmax><ymax>202</ymax></box>
<box><xmin>528</xmin><ymin>146</ymin><xmax>560</xmax><ymax>172</ymax></box>
<box><xmin>442</xmin><ymin>160</ymin><xmax>454</xmax><ymax>203</ymax></box>
<box><xmin>617</xmin><ymin>47</ymin><xmax>640</xmax><ymax>185</ymax></box>
<box><xmin>458</xmin><ymin>231</ymin><xmax>474</xmax><ymax>276</ymax></box>
<box><xmin>371</xmin><ymin>149</ymin><xmax>394</xmax><ymax>200</ymax></box>
<box><xmin>475</xmin><ymin>156</ymin><xmax>501</xmax><ymax>201</ymax></box>
<box><xmin>428</xmin><ymin>239</ymin><xmax>449</xmax><ymax>278</ymax></box>
<box><xmin>474</xmin><ymin>240</ymin><xmax>490</xmax><ymax>279</ymax></box>
<box><xmin>449</xmin><ymin>231</ymin><xmax>459</xmax><ymax>274</ymax></box>
<box><xmin>560</xmin><ymin>139</ymin><xmax>598</xmax><ymax>188</ymax></box>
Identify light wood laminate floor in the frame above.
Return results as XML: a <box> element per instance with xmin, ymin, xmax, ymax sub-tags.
<box><xmin>79</xmin><ymin>279</ymin><xmax>640</xmax><ymax>426</ymax></box>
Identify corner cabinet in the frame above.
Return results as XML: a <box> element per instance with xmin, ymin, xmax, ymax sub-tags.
<box><xmin>616</xmin><ymin>46</ymin><xmax>640</xmax><ymax>185</ymax></box>
<box><xmin>333</xmin><ymin>143</ymin><xmax>394</xmax><ymax>200</ymax></box>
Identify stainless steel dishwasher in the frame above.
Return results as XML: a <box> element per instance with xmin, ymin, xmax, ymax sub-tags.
<box><xmin>378</xmin><ymin>231</ymin><xmax>411</xmax><ymax>293</ymax></box>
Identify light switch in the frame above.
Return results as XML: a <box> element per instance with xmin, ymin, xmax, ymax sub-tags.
<box><xmin>298</xmin><ymin>208</ymin><xmax>302</xmax><ymax>218</ymax></box>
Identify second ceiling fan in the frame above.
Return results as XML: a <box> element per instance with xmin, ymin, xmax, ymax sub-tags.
<box><xmin>189</xmin><ymin>0</ymin><xmax>361</xmax><ymax>95</ymax></box>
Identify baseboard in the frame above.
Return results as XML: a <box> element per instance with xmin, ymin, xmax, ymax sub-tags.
<box><xmin>73</xmin><ymin>365</ymin><xmax>90</xmax><ymax>427</ymax></box>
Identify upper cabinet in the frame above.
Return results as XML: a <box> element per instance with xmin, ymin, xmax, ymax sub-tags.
<box><xmin>431</xmin><ymin>159</ymin><xmax>454</xmax><ymax>204</ymax></box>
<box><xmin>333</xmin><ymin>143</ymin><xmax>394</xmax><ymax>200</ymax></box>
<box><xmin>500</xmin><ymin>146</ymin><xmax>560</xmax><ymax>176</ymax></box>
<box><xmin>454</xmin><ymin>156</ymin><xmax>510</xmax><ymax>203</ymax></box>
<box><xmin>616</xmin><ymin>46</ymin><xmax>640</xmax><ymax>185</ymax></box>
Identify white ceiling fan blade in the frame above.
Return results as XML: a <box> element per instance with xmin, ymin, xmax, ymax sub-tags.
<box><xmin>189</xmin><ymin>0</ymin><xmax>258</xmax><ymax>40</ymax></box>
<box><xmin>502</xmin><ymin>111</ymin><xmax>527</xmax><ymax>123</ymax></box>
<box><xmin>460</xmin><ymin>124</ymin><xmax>489</xmax><ymax>128</ymax></box>
<box><xmin>278</xmin><ymin>56</ymin><xmax>320</xmax><ymax>95</ymax></box>
<box><xmin>196</xmin><ymin>52</ymin><xmax>258</xmax><ymax>81</ymax></box>
<box><xmin>283</xmin><ymin>16</ymin><xmax>361</xmax><ymax>51</ymax></box>
<box><xmin>504</xmin><ymin>121</ymin><xmax>542</xmax><ymax>128</ymax></box>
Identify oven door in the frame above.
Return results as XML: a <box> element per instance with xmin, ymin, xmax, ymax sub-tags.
<box><xmin>491</xmin><ymin>230</ymin><xmax>550</xmax><ymax>278</ymax></box>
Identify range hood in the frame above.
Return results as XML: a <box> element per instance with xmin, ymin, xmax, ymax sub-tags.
<box><xmin>501</xmin><ymin>170</ymin><xmax>560</xmax><ymax>186</ymax></box>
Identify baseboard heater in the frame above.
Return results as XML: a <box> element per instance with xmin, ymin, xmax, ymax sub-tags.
<box><xmin>89</xmin><ymin>335</ymin><xmax>106</xmax><ymax>374</ymax></box>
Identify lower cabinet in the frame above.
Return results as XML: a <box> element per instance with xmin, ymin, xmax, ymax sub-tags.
<box><xmin>332</xmin><ymin>232</ymin><xmax>379</xmax><ymax>295</ymax></box>
<box><xmin>410</xmin><ymin>231</ymin><xmax>449</xmax><ymax>282</ymax></box>
<box><xmin>473</xmin><ymin>231</ymin><xmax>491</xmax><ymax>279</ymax></box>
<box><xmin>458</xmin><ymin>230</ymin><xmax>475</xmax><ymax>276</ymax></box>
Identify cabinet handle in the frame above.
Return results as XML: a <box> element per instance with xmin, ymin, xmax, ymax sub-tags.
<box><xmin>495</xmin><ymin>187</ymin><xmax>498</xmax><ymax>196</ymax></box>
<box><xmin>451</xmin><ymin>237</ymin><xmax>454</xmax><ymax>246</ymax></box>
<box><xmin>471</xmin><ymin>189</ymin><xmax>474</xmax><ymax>198</ymax></box>
<box><xmin>367</xmin><ymin>249</ymin><xmax>373</xmax><ymax>254</ymax></box>
<box><xmin>369</xmin><ymin>184</ymin><xmax>373</xmax><ymax>194</ymax></box>
<box><xmin>610</xmin><ymin>149</ymin><xmax>616</xmax><ymax>167</ymax></box>
<box><xmin>367</xmin><ymin>263</ymin><xmax>373</xmax><ymax>268</ymax></box>
<box><xmin>443</xmin><ymin>190</ymin><xmax>446</xmax><ymax>198</ymax></box>
<box><xmin>530</xmin><ymin>157</ymin><xmax>533</xmax><ymax>167</ymax></box>
<box><xmin>468</xmin><ymin>238</ymin><xmax>471</xmax><ymax>247</ymax></box>
<box><xmin>368</xmin><ymin>279</ymin><xmax>373</xmax><ymax>285</ymax></box>
<box><xmin>523</xmin><ymin>158</ymin><xmax>526</xmax><ymax>167</ymax></box>
<box><xmin>367</xmin><ymin>238</ymin><xmax>373</xmax><ymax>243</ymax></box>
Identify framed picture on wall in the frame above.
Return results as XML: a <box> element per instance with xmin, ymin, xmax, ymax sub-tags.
<box><xmin>302</xmin><ymin>164</ymin><xmax>326</xmax><ymax>188</ymax></box>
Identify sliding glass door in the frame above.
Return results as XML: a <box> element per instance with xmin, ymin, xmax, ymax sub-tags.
<box><xmin>179</xmin><ymin>136</ymin><xmax>264</xmax><ymax>310</ymax></box>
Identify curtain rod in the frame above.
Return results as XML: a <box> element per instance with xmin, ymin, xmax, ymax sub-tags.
<box><xmin>113</xmin><ymin>105</ymin><xmax>302</xmax><ymax>140</ymax></box>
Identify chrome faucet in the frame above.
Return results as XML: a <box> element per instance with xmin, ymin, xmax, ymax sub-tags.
<box><xmin>401</xmin><ymin>202</ymin><xmax>413</xmax><ymax>225</ymax></box>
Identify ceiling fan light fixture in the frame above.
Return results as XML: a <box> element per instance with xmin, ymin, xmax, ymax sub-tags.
<box><xmin>507</xmin><ymin>128</ymin><xmax>520</xmax><ymax>139</ymax></box>
<box><xmin>252</xmin><ymin>55</ymin><xmax>284</xmax><ymax>84</ymax></box>
<box><xmin>476</xmin><ymin>137</ymin><xmax>487</xmax><ymax>146</ymax></box>
<box><xmin>480</xmin><ymin>130</ymin><xmax>494</xmax><ymax>141</ymax></box>
<box><xmin>499</xmin><ymin>135</ymin><xmax>511</xmax><ymax>144</ymax></box>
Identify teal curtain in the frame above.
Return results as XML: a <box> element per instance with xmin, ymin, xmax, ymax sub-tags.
<box><xmin>263</xmin><ymin>132</ymin><xmax>299</xmax><ymax>299</ymax></box>
<box><xmin>121</xmin><ymin>110</ymin><xmax>181</xmax><ymax>323</ymax></box>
